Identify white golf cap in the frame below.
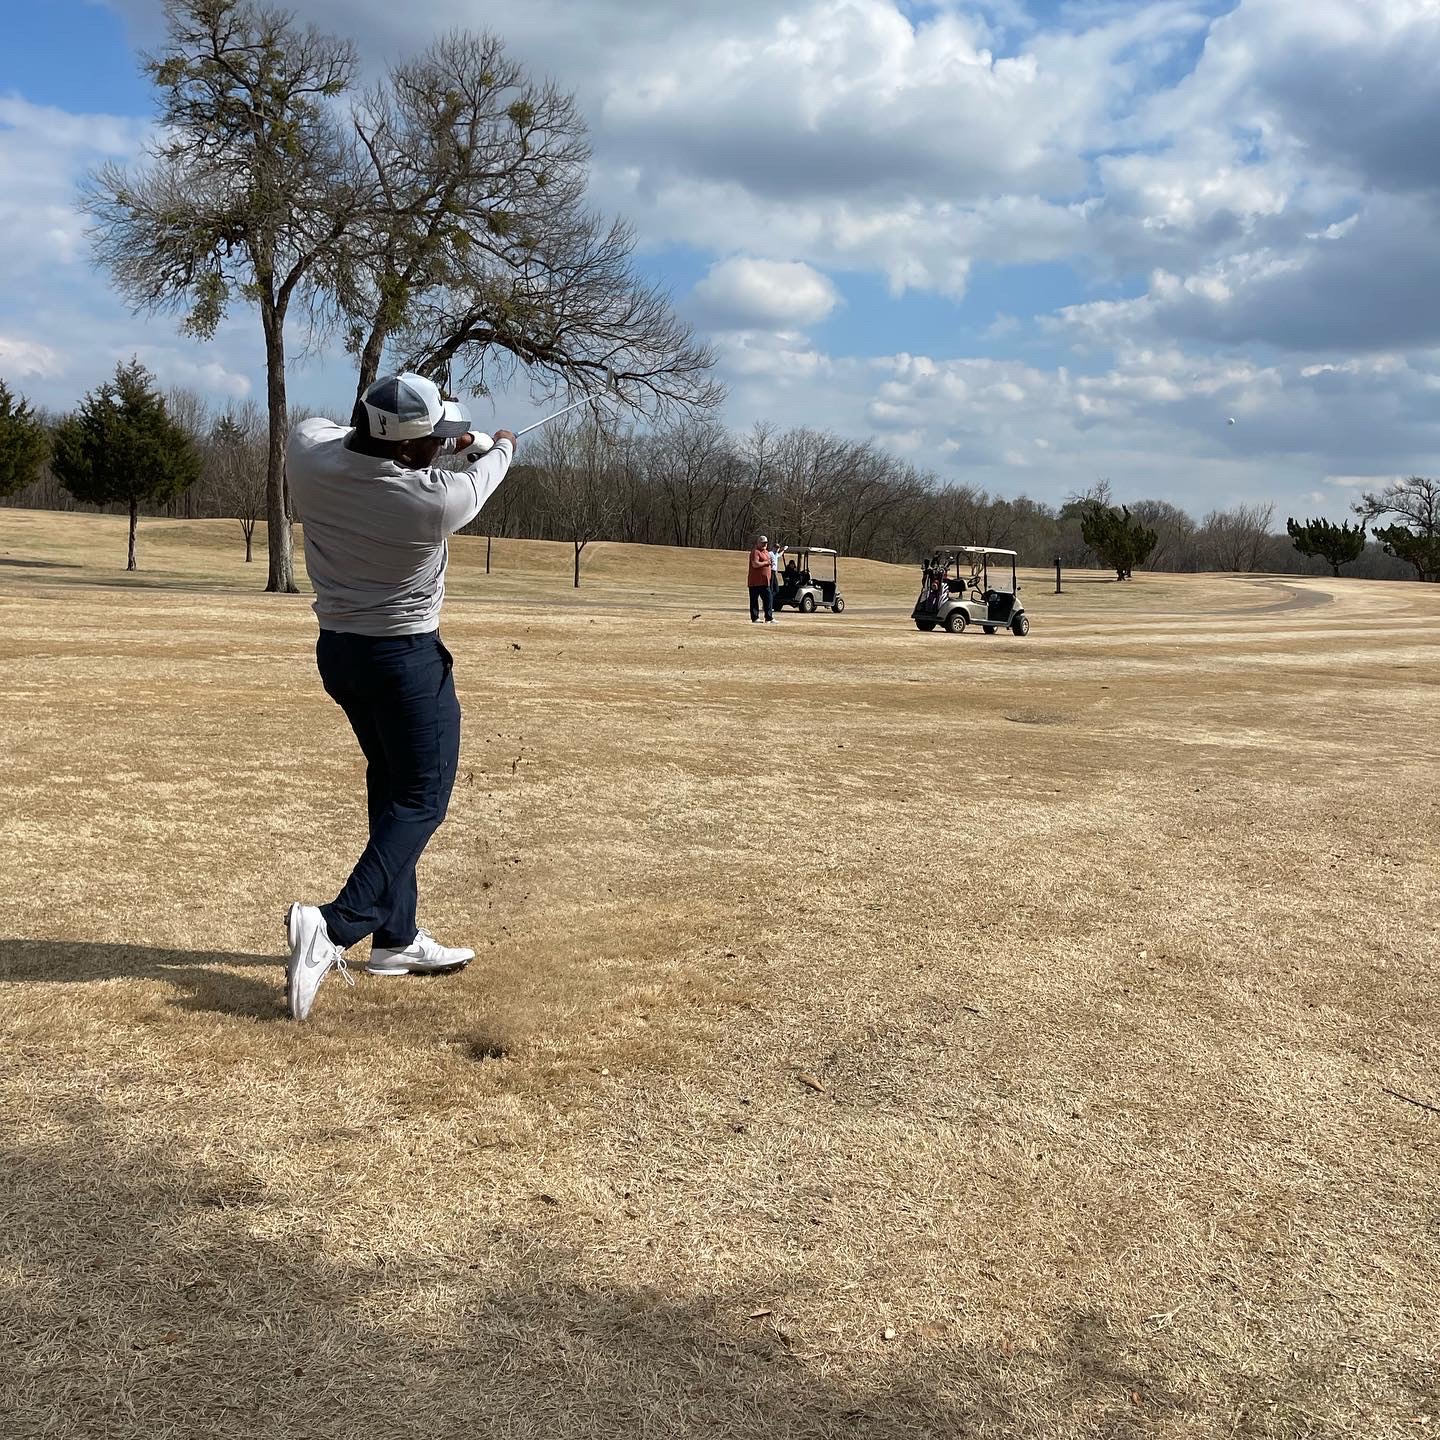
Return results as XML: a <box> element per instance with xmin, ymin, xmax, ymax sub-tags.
<box><xmin>360</xmin><ymin>372</ymin><xmax>470</xmax><ymax>441</ymax></box>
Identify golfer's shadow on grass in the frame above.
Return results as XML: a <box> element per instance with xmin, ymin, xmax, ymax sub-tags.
<box><xmin>0</xmin><ymin>937</ymin><xmax>282</xmax><ymax>1019</ymax></box>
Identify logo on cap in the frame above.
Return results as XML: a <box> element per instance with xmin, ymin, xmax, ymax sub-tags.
<box><xmin>360</xmin><ymin>372</ymin><xmax>470</xmax><ymax>441</ymax></box>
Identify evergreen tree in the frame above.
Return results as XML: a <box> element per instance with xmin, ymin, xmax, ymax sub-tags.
<box><xmin>51</xmin><ymin>358</ymin><xmax>201</xmax><ymax>571</ymax></box>
<box><xmin>1080</xmin><ymin>502</ymin><xmax>1157</xmax><ymax>580</ymax></box>
<box><xmin>1286</xmin><ymin>516</ymin><xmax>1366</xmax><ymax>577</ymax></box>
<box><xmin>1372</xmin><ymin>523</ymin><xmax>1440</xmax><ymax>583</ymax></box>
<box><xmin>0</xmin><ymin>379</ymin><xmax>49</xmax><ymax>500</ymax></box>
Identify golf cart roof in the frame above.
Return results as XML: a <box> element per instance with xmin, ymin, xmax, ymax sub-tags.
<box><xmin>936</xmin><ymin>544</ymin><xmax>1018</xmax><ymax>558</ymax></box>
<box><xmin>792</xmin><ymin>545</ymin><xmax>837</xmax><ymax>556</ymax></box>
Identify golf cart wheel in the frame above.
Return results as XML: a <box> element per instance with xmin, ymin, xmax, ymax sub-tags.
<box><xmin>982</xmin><ymin>625</ymin><xmax>996</xmax><ymax>635</ymax></box>
<box><xmin>832</xmin><ymin>596</ymin><xmax>846</xmax><ymax>613</ymax></box>
<box><xmin>800</xmin><ymin>594</ymin><xmax>817</xmax><ymax>613</ymax></box>
<box><xmin>945</xmin><ymin>610</ymin><xmax>968</xmax><ymax>635</ymax></box>
<box><xmin>1012</xmin><ymin>614</ymin><xmax>1030</xmax><ymax>636</ymax></box>
<box><xmin>915</xmin><ymin>618</ymin><xmax>936</xmax><ymax>631</ymax></box>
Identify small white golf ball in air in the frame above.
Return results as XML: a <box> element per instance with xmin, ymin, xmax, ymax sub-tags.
<box><xmin>1227</xmin><ymin>417</ymin><xmax>1236</xmax><ymax>425</ymax></box>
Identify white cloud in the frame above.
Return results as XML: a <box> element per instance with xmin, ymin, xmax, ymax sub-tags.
<box><xmin>14</xmin><ymin>0</ymin><xmax>1440</xmax><ymax>512</ymax></box>
<box><xmin>692</xmin><ymin>258</ymin><xmax>839</xmax><ymax>331</ymax></box>
<box><xmin>1323</xmin><ymin>474</ymin><xmax>1400</xmax><ymax>490</ymax></box>
<box><xmin>0</xmin><ymin>336</ymin><xmax>62</xmax><ymax>379</ymax></box>
<box><xmin>0</xmin><ymin>96</ymin><xmax>149</xmax><ymax>274</ymax></box>
<box><xmin>129</xmin><ymin>350</ymin><xmax>254</xmax><ymax>399</ymax></box>
<box><xmin>713</xmin><ymin>327</ymin><xmax>833</xmax><ymax>384</ymax></box>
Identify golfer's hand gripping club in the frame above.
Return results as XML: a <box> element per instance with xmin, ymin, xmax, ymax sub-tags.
<box><xmin>464</xmin><ymin>370</ymin><xmax>620</xmax><ymax>459</ymax></box>
<box><xmin>461</xmin><ymin>427</ymin><xmax>514</xmax><ymax>459</ymax></box>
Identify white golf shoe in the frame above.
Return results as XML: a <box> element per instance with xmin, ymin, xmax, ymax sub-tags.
<box><xmin>366</xmin><ymin>929</ymin><xmax>474</xmax><ymax>977</ymax></box>
<box><xmin>285</xmin><ymin>903</ymin><xmax>351</xmax><ymax>1021</ymax></box>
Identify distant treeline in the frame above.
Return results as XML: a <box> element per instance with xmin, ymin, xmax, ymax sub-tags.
<box><xmin>1</xmin><ymin>390</ymin><xmax>1419</xmax><ymax>582</ymax></box>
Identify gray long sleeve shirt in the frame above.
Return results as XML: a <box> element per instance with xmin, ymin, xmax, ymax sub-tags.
<box><xmin>286</xmin><ymin>419</ymin><xmax>514</xmax><ymax>636</ymax></box>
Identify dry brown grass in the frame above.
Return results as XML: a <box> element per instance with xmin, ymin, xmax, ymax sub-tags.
<box><xmin>2</xmin><ymin>507</ymin><xmax>1438</xmax><ymax>1438</ymax></box>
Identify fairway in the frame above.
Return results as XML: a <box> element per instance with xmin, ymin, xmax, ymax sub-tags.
<box><xmin>3</xmin><ymin>510</ymin><xmax>1438</xmax><ymax>1438</ymax></box>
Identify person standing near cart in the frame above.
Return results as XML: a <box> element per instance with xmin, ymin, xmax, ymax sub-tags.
<box><xmin>748</xmin><ymin>534</ymin><xmax>775</xmax><ymax>623</ymax></box>
<box><xmin>282</xmin><ymin>371</ymin><xmax>516</xmax><ymax>1021</ymax></box>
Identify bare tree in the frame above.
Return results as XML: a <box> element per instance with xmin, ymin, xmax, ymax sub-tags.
<box><xmin>729</xmin><ymin>422</ymin><xmax>779</xmax><ymax>551</ymax></box>
<box><xmin>84</xmin><ymin>0</ymin><xmax>361</xmax><ymax>594</ymax></box>
<box><xmin>344</xmin><ymin>32</ymin><xmax>582</xmax><ymax>391</ymax></box>
<box><xmin>345</xmin><ymin>30</ymin><xmax>722</xmax><ymax>425</ymax></box>
<box><xmin>771</xmin><ymin>429</ymin><xmax>846</xmax><ymax>546</ymax></box>
<box><xmin>1199</xmin><ymin>502</ymin><xmax>1276</xmax><ymax>572</ymax></box>
<box><xmin>1354</xmin><ymin>476</ymin><xmax>1440</xmax><ymax>581</ymax></box>
<box><xmin>207</xmin><ymin>399</ymin><xmax>267</xmax><ymax>560</ymax></box>
<box><xmin>528</xmin><ymin>417</ymin><xmax>621</xmax><ymax>587</ymax></box>
<box><xmin>164</xmin><ymin>385</ymin><xmax>210</xmax><ymax>447</ymax></box>
<box><xmin>1129</xmin><ymin>499</ymin><xmax>1196</xmax><ymax>571</ymax></box>
<box><xmin>163</xmin><ymin>386</ymin><xmax>210</xmax><ymax>518</ymax></box>
<box><xmin>834</xmin><ymin>444</ymin><xmax>919</xmax><ymax>555</ymax></box>
<box><xmin>1354</xmin><ymin>475</ymin><xmax>1440</xmax><ymax>535</ymax></box>
<box><xmin>647</xmin><ymin>416</ymin><xmax>734</xmax><ymax>548</ymax></box>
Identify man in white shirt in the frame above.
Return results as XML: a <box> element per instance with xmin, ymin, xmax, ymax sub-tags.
<box><xmin>768</xmin><ymin>541</ymin><xmax>786</xmax><ymax>614</ymax></box>
<box><xmin>282</xmin><ymin>371</ymin><xmax>516</xmax><ymax>1021</ymax></box>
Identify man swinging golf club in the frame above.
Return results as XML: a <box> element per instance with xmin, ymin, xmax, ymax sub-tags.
<box><xmin>283</xmin><ymin>371</ymin><xmax>516</xmax><ymax>1021</ymax></box>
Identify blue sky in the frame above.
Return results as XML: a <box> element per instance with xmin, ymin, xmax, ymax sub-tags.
<box><xmin>9</xmin><ymin>3</ymin><xmax>147</xmax><ymax>112</ymax></box>
<box><xmin>3</xmin><ymin>0</ymin><xmax>1440</xmax><ymax>515</ymax></box>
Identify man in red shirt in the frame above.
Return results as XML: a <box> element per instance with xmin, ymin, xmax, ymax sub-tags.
<box><xmin>747</xmin><ymin>533</ymin><xmax>776</xmax><ymax>623</ymax></box>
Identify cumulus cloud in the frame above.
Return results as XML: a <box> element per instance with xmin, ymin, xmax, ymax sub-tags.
<box><xmin>0</xmin><ymin>336</ymin><xmax>63</xmax><ymax>380</ymax></box>
<box><xmin>22</xmin><ymin>0</ymin><xmax>1440</xmax><ymax>506</ymax></box>
<box><xmin>1156</xmin><ymin>0</ymin><xmax>1440</xmax><ymax>195</ymax></box>
<box><xmin>1073</xmin><ymin>0</ymin><xmax>1440</xmax><ymax>355</ymax></box>
<box><xmin>0</xmin><ymin>97</ymin><xmax>149</xmax><ymax>273</ymax></box>
<box><xmin>129</xmin><ymin>350</ymin><xmax>254</xmax><ymax>399</ymax></box>
<box><xmin>692</xmin><ymin>258</ymin><xmax>839</xmax><ymax>331</ymax></box>
<box><xmin>1058</xmin><ymin>193</ymin><xmax>1440</xmax><ymax>355</ymax></box>
<box><xmin>191</xmin><ymin>0</ymin><xmax>1203</xmax><ymax>294</ymax></box>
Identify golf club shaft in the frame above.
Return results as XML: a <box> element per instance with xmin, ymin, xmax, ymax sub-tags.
<box><xmin>466</xmin><ymin>373</ymin><xmax>615</xmax><ymax>457</ymax></box>
<box><xmin>515</xmin><ymin>393</ymin><xmax>597</xmax><ymax>438</ymax></box>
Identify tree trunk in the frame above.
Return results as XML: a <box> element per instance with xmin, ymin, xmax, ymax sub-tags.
<box><xmin>486</xmin><ymin>533</ymin><xmax>492</xmax><ymax>574</ymax></box>
<box><xmin>262</xmin><ymin>302</ymin><xmax>298</xmax><ymax>593</ymax></box>
<box><xmin>127</xmin><ymin>497</ymin><xmax>137</xmax><ymax>571</ymax></box>
<box><xmin>355</xmin><ymin>321</ymin><xmax>388</xmax><ymax>400</ymax></box>
<box><xmin>244</xmin><ymin>524</ymin><xmax>254</xmax><ymax>563</ymax></box>
<box><xmin>574</xmin><ymin>540</ymin><xmax>582</xmax><ymax>588</ymax></box>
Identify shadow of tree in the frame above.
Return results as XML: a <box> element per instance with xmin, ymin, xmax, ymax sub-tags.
<box><xmin>0</xmin><ymin>569</ymin><xmax>258</xmax><ymax>592</ymax></box>
<box><xmin>7</xmin><ymin>1109</ymin><xmax>1420</xmax><ymax>1439</ymax></box>
<box><xmin>0</xmin><ymin>938</ymin><xmax>283</xmax><ymax>1019</ymax></box>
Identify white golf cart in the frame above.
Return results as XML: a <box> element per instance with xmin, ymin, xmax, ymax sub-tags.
<box><xmin>912</xmin><ymin>545</ymin><xmax>1029</xmax><ymax>635</ymax></box>
<box><xmin>776</xmin><ymin>546</ymin><xmax>846</xmax><ymax>614</ymax></box>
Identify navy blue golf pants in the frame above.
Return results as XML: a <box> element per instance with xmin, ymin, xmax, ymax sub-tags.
<box><xmin>315</xmin><ymin>630</ymin><xmax>461</xmax><ymax>951</ymax></box>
